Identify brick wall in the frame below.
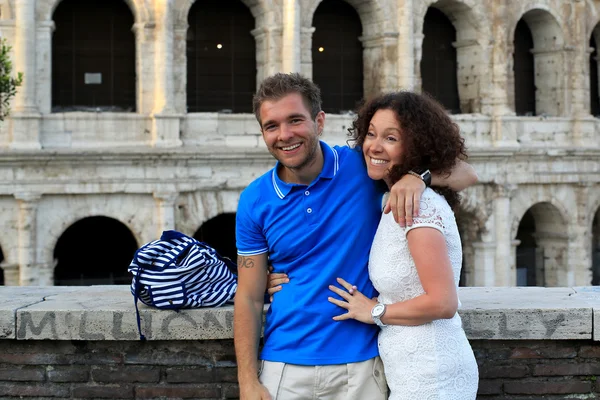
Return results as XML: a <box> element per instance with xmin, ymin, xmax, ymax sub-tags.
<box><xmin>0</xmin><ymin>340</ymin><xmax>238</xmax><ymax>399</ymax></box>
<box><xmin>0</xmin><ymin>339</ymin><xmax>598</xmax><ymax>399</ymax></box>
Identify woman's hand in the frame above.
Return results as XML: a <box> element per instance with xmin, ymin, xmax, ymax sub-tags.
<box><xmin>266</xmin><ymin>266</ymin><xmax>288</xmax><ymax>301</ymax></box>
<box><xmin>327</xmin><ymin>277</ymin><xmax>377</xmax><ymax>324</ymax></box>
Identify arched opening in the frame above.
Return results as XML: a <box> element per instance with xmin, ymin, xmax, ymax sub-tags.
<box><xmin>515</xmin><ymin>203</ymin><xmax>567</xmax><ymax>287</ymax></box>
<box><xmin>516</xmin><ymin>210</ymin><xmax>540</xmax><ymax>286</ymax></box>
<box><xmin>0</xmin><ymin>245</ymin><xmax>4</xmax><ymax>286</ymax></box>
<box><xmin>54</xmin><ymin>216</ymin><xmax>138</xmax><ymax>285</ymax></box>
<box><xmin>592</xmin><ymin>209</ymin><xmax>600</xmax><ymax>285</ymax></box>
<box><xmin>513</xmin><ymin>19</ymin><xmax>535</xmax><ymax>116</ymax></box>
<box><xmin>421</xmin><ymin>7</ymin><xmax>460</xmax><ymax>113</ymax></box>
<box><xmin>52</xmin><ymin>0</ymin><xmax>136</xmax><ymax>112</ymax></box>
<box><xmin>187</xmin><ymin>0</ymin><xmax>256</xmax><ymax>113</ymax></box>
<box><xmin>312</xmin><ymin>0</ymin><xmax>363</xmax><ymax>114</ymax></box>
<box><xmin>193</xmin><ymin>213</ymin><xmax>237</xmax><ymax>263</ymax></box>
<box><xmin>590</xmin><ymin>33</ymin><xmax>600</xmax><ymax>117</ymax></box>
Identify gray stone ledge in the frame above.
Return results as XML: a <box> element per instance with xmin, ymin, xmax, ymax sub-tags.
<box><xmin>0</xmin><ymin>286</ymin><xmax>598</xmax><ymax>341</ymax></box>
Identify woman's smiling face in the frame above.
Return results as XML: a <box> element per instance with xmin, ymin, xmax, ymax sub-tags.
<box><xmin>362</xmin><ymin>109</ymin><xmax>404</xmax><ymax>187</ymax></box>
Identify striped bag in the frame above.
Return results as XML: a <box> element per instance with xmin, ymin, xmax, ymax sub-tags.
<box><xmin>128</xmin><ymin>230</ymin><xmax>237</xmax><ymax>340</ymax></box>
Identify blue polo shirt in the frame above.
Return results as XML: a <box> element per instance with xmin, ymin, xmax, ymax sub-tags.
<box><xmin>236</xmin><ymin>141</ymin><xmax>383</xmax><ymax>365</ymax></box>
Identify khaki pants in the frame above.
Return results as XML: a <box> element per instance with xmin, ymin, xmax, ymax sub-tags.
<box><xmin>259</xmin><ymin>357</ymin><xmax>388</xmax><ymax>400</ymax></box>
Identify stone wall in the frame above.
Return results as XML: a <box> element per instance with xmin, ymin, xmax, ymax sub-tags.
<box><xmin>0</xmin><ymin>286</ymin><xmax>599</xmax><ymax>399</ymax></box>
<box><xmin>0</xmin><ymin>0</ymin><xmax>599</xmax><ymax>288</ymax></box>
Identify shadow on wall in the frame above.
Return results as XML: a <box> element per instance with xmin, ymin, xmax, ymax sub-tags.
<box><xmin>53</xmin><ymin>216</ymin><xmax>138</xmax><ymax>286</ymax></box>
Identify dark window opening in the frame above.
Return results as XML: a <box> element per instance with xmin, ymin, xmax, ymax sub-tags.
<box><xmin>312</xmin><ymin>0</ymin><xmax>363</xmax><ymax>114</ymax></box>
<box><xmin>187</xmin><ymin>0</ymin><xmax>256</xmax><ymax>113</ymax></box>
<box><xmin>194</xmin><ymin>213</ymin><xmax>237</xmax><ymax>263</ymax></box>
<box><xmin>590</xmin><ymin>36</ymin><xmax>600</xmax><ymax>117</ymax></box>
<box><xmin>513</xmin><ymin>19</ymin><xmax>536</xmax><ymax>116</ymax></box>
<box><xmin>54</xmin><ymin>216</ymin><xmax>138</xmax><ymax>285</ymax></box>
<box><xmin>52</xmin><ymin>0</ymin><xmax>136</xmax><ymax>112</ymax></box>
<box><xmin>421</xmin><ymin>7</ymin><xmax>460</xmax><ymax>114</ymax></box>
<box><xmin>0</xmin><ymin>246</ymin><xmax>4</xmax><ymax>285</ymax></box>
<box><xmin>516</xmin><ymin>210</ymin><xmax>542</xmax><ymax>286</ymax></box>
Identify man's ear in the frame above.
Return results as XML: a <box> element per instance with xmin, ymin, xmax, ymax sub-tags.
<box><xmin>316</xmin><ymin>111</ymin><xmax>326</xmax><ymax>135</ymax></box>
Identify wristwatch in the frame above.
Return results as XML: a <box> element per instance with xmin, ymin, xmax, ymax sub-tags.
<box><xmin>371</xmin><ymin>302</ymin><xmax>387</xmax><ymax>327</ymax></box>
<box><xmin>408</xmin><ymin>168</ymin><xmax>432</xmax><ymax>187</ymax></box>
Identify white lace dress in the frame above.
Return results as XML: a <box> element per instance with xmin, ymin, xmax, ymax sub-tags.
<box><xmin>369</xmin><ymin>189</ymin><xmax>478</xmax><ymax>400</ymax></box>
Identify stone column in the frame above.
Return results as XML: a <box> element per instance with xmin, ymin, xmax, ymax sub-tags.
<box><xmin>533</xmin><ymin>232</ymin><xmax>570</xmax><ymax>287</ymax></box>
<box><xmin>132</xmin><ymin>22</ymin><xmax>154</xmax><ymax>115</ymax></box>
<box><xmin>0</xmin><ymin>263</ymin><xmax>19</xmax><ymax>286</ymax></box>
<box><xmin>397</xmin><ymin>0</ymin><xmax>415</xmax><ymax>90</ymax></box>
<box><xmin>472</xmin><ymin>241</ymin><xmax>497</xmax><ymax>286</ymax></box>
<box><xmin>172</xmin><ymin>24</ymin><xmax>188</xmax><ymax>115</ymax></box>
<box><xmin>453</xmin><ymin>39</ymin><xmax>481</xmax><ymax>113</ymax></box>
<box><xmin>571</xmin><ymin>183</ymin><xmax>593</xmax><ymax>285</ymax></box>
<box><xmin>36</xmin><ymin>21</ymin><xmax>55</xmax><ymax>114</ymax></box>
<box><xmin>10</xmin><ymin>0</ymin><xmax>41</xmax><ymax>150</ymax></box>
<box><xmin>151</xmin><ymin>0</ymin><xmax>182</xmax><ymax>147</ymax></box>
<box><xmin>282</xmin><ymin>0</ymin><xmax>300</xmax><ymax>73</ymax></box>
<box><xmin>360</xmin><ymin>33</ymin><xmax>398</xmax><ymax>99</ymax></box>
<box><xmin>154</xmin><ymin>192</ymin><xmax>178</xmax><ymax>237</ymax></box>
<box><xmin>15</xmin><ymin>193</ymin><xmax>41</xmax><ymax>286</ymax></box>
<box><xmin>530</xmin><ymin>47</ymin><xmax>568</xmax><ymax>117</ymax></box>
<box><xmin>252</xmin><ymin>27</ymin><xmax>283</xmax><ymax>82</ymax></box>
<box><xmin>494</xmin><ymin>184</ymin><xmax>516</xmax><ymax>286</ymax></box>
<box><xmin>568</xmin><ymin>0</ymin><xmax>588</xmax><ymax>118</ymax></box>
<box><xmin>300</xmin><ymin>26</ymin><xmax>315</xmax><ymax>79</ymax></box>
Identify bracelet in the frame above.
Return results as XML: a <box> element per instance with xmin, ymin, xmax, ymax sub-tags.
<box><xmin>407</xmin><ymin>169</ymin><xmax>432</xmax><ymax>187</ymax></box>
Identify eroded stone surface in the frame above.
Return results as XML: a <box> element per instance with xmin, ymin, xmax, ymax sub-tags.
<box><xmin>1</xmin><ymin>286</ymin><xmax>596</xmax><ymax>341</ymax></box>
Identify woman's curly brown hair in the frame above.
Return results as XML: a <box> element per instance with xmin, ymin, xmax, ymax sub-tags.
<box><xmin>349</xmin><ymin>91</ymin><xmax>467</xmax><ymax>209</ymax></box>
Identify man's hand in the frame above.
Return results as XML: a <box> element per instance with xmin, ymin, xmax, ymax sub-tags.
<box><xmin>240</xmin><ymin>381</ymin><xmax>272</xmax><ymax>400</ymax></box>
<box><xmin>384</xmin><ymin>173</ymin><xmax>426</xmax><ymax>227</ymax></box>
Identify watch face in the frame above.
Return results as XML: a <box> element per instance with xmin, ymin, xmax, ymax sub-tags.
<box><xmin>372</xmin><ymin>303</ymin><xmax>385</xmax><ymax>317</ymax></box>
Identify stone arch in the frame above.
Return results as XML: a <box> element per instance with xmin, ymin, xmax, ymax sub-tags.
<box><xmin>302</xmin><ymin>0</ymin><xmax>389</xmax><ymax>101</ymax></box>
<box><xmin>509</xmin><ymin>6</ymin><xmax>566</xmax><ymax>116</ymax></box>
<box><xmin>303</xmin><ymin>0</ymin><xmax>385</xmax><ymax>37</ymax></box>
<box><xmin>513</xmin><ymin>201</ymin><xmax>568</xmax><ymax>287</ymax></box>
<box><xmin>51</xmin><ymin>0</ymin><xmax>136</xmax><ymax>112</ymax></box>
<box><xmin>53</xmin><ymin>216</ymin><xmax>138</xmax><ymax>285</ymax></box>
<box><xmin>413</xmin><ymin>0</ymin><xmax>489</xmax><ymax>114</ymax></box>
<box><xmin>177</xmin><ymin>190</ymin><xmax>242</xmax><ymax>238</ymax></box>
<box><xmin>174</xmin><ymin>0</ymin><xmax>269</xmax><ymax>114</ymax></box>
<box><xmin>39</xmin><ymin>196</ymin><xmax>147</xmax><ymax>272</ymax></box>
<box><xmin>38</xmin><ymin>0</ymin><xmax>148</xmax><ymax>24</ymax></box>
<box><xmin>311</xmin><ymin>0</ymin><xmax>363</xmax><ymax>113</ymax></box>
<box><xmin>174</xmin><ymin>0</ymin><xmax>268</xmax><ymax>29</ymax></box>
<box><xmin>194</xmin><ymin>213</ymin><xmax>237</xmax><ymax>262</ymax></box>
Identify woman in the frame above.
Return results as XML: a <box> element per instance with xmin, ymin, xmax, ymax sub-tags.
<box><xmin>270</xmin><ymin>91</ymin><xmax>479</xmax><ymax>399</ymax></box>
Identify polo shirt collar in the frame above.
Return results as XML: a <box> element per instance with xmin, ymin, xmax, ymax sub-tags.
<box><xmin>271</xmin><ymin>141</ymin><xmax>340</xmax><ymax>199</ymax></box>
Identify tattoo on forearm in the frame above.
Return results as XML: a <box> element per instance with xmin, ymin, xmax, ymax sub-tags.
<box><xmin>237</xmin><ymin>255</ymin><xmax>255</xmax><ymax>269</ymax></box>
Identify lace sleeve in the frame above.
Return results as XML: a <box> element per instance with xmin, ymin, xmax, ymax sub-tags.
<box><xmin>405</xmin><ymin>189</ymin><xmax>446</xmax><ymax>234</ymax></box>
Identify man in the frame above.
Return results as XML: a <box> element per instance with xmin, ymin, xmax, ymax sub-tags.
<box><xmin>234</xmin><ymin>73</ymin><xmax>477</xmax><ymax>400</ymax></box>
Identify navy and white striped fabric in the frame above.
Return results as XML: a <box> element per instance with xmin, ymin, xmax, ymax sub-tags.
<box><xmin>128</xmin><ymin>230</ymin><xmax>237</xmax><ymax>339</ymax></box>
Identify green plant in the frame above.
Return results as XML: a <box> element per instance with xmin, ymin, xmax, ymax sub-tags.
<box><xmin>0</xmin><ymin>38</ymin><xmax>23</xmax><ymax>121</ymax></box>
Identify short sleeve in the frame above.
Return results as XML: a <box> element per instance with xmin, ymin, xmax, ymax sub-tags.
<box><xmin>236</xmin><ymin>191</ymin><xmax>269</xmax><ymax>256</ymax></box>
<box><xmin>405</xmin><ymin>190</ymin><xmax>446</xmax><ymax>234</ymax></box>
